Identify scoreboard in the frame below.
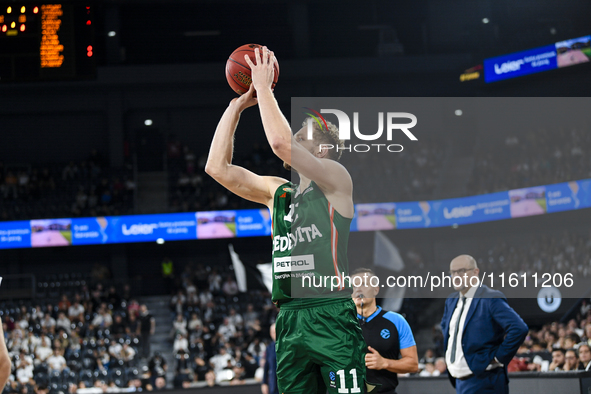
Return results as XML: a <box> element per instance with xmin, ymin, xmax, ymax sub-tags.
<box><xmin>0</xmin><ymin>2</ymin><xmax>95</xmax><ymax>82</ymax></box>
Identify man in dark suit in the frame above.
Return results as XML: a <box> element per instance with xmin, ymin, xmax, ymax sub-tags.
<box><xmin>262</xmin><ymin>323</ymin><xmax>279</xmax><ymax>394</ymax></box>
<box><xmin>441</xmin><ymin>255</ymin><xmax>528</xmax><ymax>394</ymax></box>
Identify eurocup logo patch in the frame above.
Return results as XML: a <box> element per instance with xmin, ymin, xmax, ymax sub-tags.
<box><xmin>329</xmin><ymin>371</ymin><xmax>337</xmax><ymax>388</ymax></box>
<box><xmin>380</xmin><ymin>329</ymin><xmax>390</xmax><ymax>339</ymax></box>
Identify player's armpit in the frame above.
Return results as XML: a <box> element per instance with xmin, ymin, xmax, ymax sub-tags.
<box><xmin>206</xmin><ymin>163</ymin><xmax>286</xmax><ymax>208</ymax></box>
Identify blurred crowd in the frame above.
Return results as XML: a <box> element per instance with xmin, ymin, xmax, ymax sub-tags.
<box><xmin>0</xmin><ymin>151</ymin><xmax>135</xmax><ymax>222</ymax></box>
<box><xmin>164</xmin><ymin>263</ymin><xmax>278</xmax><ymax>388</ymax></box>
<box><xmin>467</xmin><ymin>128</ymin><xmax>591</xmax><ymax>196</ymax></box>
<box><xmin>0</xmin><ymin>275</ymin><xmax>164</xmax><ymax>394</ymax></box>
<box><xmin>167</xmin><ymin>137</ymin><xmax>286</xmax><ymax>213</ymax></box>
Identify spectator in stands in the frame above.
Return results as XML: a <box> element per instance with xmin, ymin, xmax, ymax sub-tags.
<box><xmin>420</xmin><ymin>348</ymin><xmax>437</xmax><ymax>365</ymax></box>
<box><xmin>120</xmin><ymin>343</ymin><xmax>136</xmax><ymax>365</ymax></box>
<box><xmin>209</xmin><ymin>347</ymin><xmax>233</xmax><ymax>375</ymax></box>
<box><xmin>187</xmin><ymin>313</ymin><xmax>202</xmax><ymax>336</ymax></box>
<box><xmin>127</xmin><ymin>313</ymin><xmax>140</xmax><ymax>339</ymax></box>
<box><xmin>173</xmin><ymin>334</ymin><xmax>189</xmax><ymax>355</ymax></box>
<box><xmin>56</xmin><ymin>312</ymin><xmax>71</xmax><ymax>335</ymax></box>
<box><xmin>68</xmin><ymin>301</ymin><xmax>85</xmax><ymax>323</ymax></box>
<box><xmin>199</xmin><ymin>290</ymin><xmax>213</xmax><ymax>310</ymax></box>
<box><xmin>21</xmin><ymin>331</ymin><xmax>38</xmax><ymax>355</ymax></box>
<box><xmin>46</xmin><ymin>349</ymin><xmax>67</xmax><ymax>374</ymax></box>
<box><xmin>419</xmin><ymin>363</ymin><xmax>440</xmax><ymax>377</ymax></box>
<box><xmin>106</xmin><ymin>286</ymin><xmax>121</xmax><ymax>308</ymax></box>
<box><xmin>91</xmin><ymin>304</ymin><xmax>112</xmax><ymax>329</ymax></box>
<box><xmin>170</xmin><ymin>314</ymin><xmax>187</xmax><ymax>340</ymax></box>
<box><xmin>578</xmin><ymin>344</ymin><xmax>591</xmax><ymax>371</ymax></box>
<box><xmin>435</xmin><ymin>357</ymin><xmax>448</xmax><ymax>376</ymax></box>
<box><xmin>148</xmin><ymin>352</ymin><xmax>167</xmax><ymax>379</ymax></box>
<box><xmin>204</xmin><ymin>370</ymin><xmax>218</xmax><ymax>387</ymax></box>
<box><xmin>58</xmin><ymin>295</ymin><xmax>71</xmax><ymax>314</ymax></box>
<box><xmin>40</xmin><ymin>314</ymin><xmax>56</xmax><ymax>332</ymax></box>
<box><xmin>208</xmin><ymin>269</ymin><xmax>222</xmax><ymax>295</ymax></box>
<box><xmin>585</xmin><ymin>324</ymin><xmax>591</xmax><ymax>345</ymax></box>
<box><xmin>247</xmin><ymin>338</ymin><xmax>266</xmax><ymax>365</ymax></box>
<box><xmin>34</xmin><ymin>338</ymin><xmax>52</xmax><ymax>366</ymax></box>
<box><xmin>128</xmin><ymin>299</ymin><xmax>140</xmax><ymax>318</ymax></box>
<box><xmin>227</xmin><ymin>308</ymin><xmax>243</xmax><ymax>330</ymax></box>
<box><xmin>170</xmin><ymin>291</ymin><xmax>186</xmax><ymax>318</ymax></box>
<box><xmin>96</xmin><ymin>346</ymin><xmax>110</xmax><ymax>371</ymax></box>
<box><xmin>549</xmin><ymin>348</ymin><xmax>566</xmax><ymax>371</ymax></box>
<box><xmin>110</xmin><ymin>314</ymin><xmax>127</xmax><ymax>340</ymax></box>
<box><xmin>138</xmin><ymin>305</ymin><xmax>155</xmax><ymax>359</ymax></box>
<box><xmin>218</xmin><ymin>318</ymin><xmax>236</xmax><ymax>343</ymax></box>
<box><xmin>564</xmin><ymin>349</ymin><xmax>584</xmax><ymax>371</ymax></box>
<box><xmin>243</xmin><ymin>304</ymin><xmax>259</xmax><ymax>330</ymax></box>
<box><xmin>564</xmin><ymin>334</ymin><xmax>580</xmax><ymax>350</ymax></box>
<box><xmin>222</xmin><ymin>276</ymin><xmax>239</xmax><ymax>298</ymax></box>
<box><xmin>192</xmin><ymin>354</ymin><xmax>210</xmax><ymax>382</ymax></box>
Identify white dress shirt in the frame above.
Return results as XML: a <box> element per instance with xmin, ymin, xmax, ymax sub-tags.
<box><xmin>446</xmin><ymin>286</ymin><xmax>477</xmax><ymax>378</ymax></box>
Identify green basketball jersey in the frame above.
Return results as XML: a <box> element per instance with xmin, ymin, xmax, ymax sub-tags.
<box><xmin>271</xmin><ymin>181</ymin><xmax>353</xmax><ymax>305</ymax></box>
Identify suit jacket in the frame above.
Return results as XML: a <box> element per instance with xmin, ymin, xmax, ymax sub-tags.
<box><xmin>440</xmin><ymin>285</ymin><xmax>528</xmax><ymax>388</ymax></box>
<box><xmin>262</xmin><ymin>341</ymin><xmax>279</xmax><ymax>394</ymax></box>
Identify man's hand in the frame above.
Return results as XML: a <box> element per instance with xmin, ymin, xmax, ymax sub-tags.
<box><xmin>261</xmin><ymin>383</ymin><xmax>269</xmax><ymax>394</ymax></box>
<box><xmin>365</xmin><ymin>346</ymin><xmax>388</xmax><ymax>370</ymax></box>
<box><xmin>244</xmin><ymin>46</ymin><xmax>275</xmax><ymax>92</ymax></box>
<box><xmin>230</xmin><ymin>84</ymin><xmax>258</xmax><ymax>112</ymax></box>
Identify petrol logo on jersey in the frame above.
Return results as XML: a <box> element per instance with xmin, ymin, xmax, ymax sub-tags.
<box><xmin>274</xmin><ymin>254</ymin><xmax>315</xmax><ymax>273</ymax></box>
<box><xmin>380</xmin><ymin>329</ymin><xmax>390</xmax><ymax>339</ymax></box>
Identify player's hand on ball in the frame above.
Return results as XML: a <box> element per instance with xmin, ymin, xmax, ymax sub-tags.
<box><xmin>230</xmin><ymin>84</ymin><xmax>257</xmax><ymax>111</ymax></box>
<box><xmin>365</xmin><ymin>346</ymin><xmax>387</xmax><ymax>370</ymax></box>
<box><xmin>244</xmin><ymin>46</ymin><xmax>275</xmax><ymax>92</ymax></box>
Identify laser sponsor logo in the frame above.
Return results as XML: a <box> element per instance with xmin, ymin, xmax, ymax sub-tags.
<box><xmin>302</xmin><ymin>107</ymin><xmax>417</xmax><ymax>153</ymax></box>
<box><xmin>494</xmin><ymin>59</ymin><xmax>524</xmax><ymax>75</ymax></box>
<box><xmin>122</xmin><ymin>223</ymin><xmax>158</xmax><ymax>236</ymax></box>
<box><xmin>443</xmin><ymin>205</ymin><xmax>476</xmax><ymax>219</ymax></box>
<box><xmin>274</xmin><ymin>254</ymin><xmax>315</xmax><ymax>273</ymax></box>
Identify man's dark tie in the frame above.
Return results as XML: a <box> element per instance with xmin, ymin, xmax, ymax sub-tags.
<box><xmin>450</xmin><ymin>295</ymin><xmax>466</xmax><ymax>363</ymax></box>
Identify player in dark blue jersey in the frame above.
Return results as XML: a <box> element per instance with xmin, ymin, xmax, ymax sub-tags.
<box><xmin>351</xmin><ymin>269</ymin><xmax>419</xmax><ymax>394</ymax></box>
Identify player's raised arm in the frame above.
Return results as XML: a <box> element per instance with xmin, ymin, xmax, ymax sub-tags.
<box><xmin>205</xmin><ymin>84</ymin><xmax>286</xmax><ymax>209</ymax></box>
<box><xmin>245</xmin><ymin>47</ymin><xmax>353</xmax><ymax>216</ymax></box>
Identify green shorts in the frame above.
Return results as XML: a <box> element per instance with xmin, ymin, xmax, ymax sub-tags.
<box><xmin>275</xmin><ymin>298</ymin><xmax>368</xmax><ymax>394</ymax></box>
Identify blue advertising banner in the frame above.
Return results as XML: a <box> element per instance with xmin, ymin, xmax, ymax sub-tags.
<box><xmin>109</xmin><ymin>213</ymin><xmax>197</xmax><ymax>243</ymax></box>
<box><xmin>395</xmin><ymin>202</ymin><xmax>431</xmax><ymax>229</ymax></box>
<box><xmin>428</xmin><ymin>191</ymin><xmax>511</xmax><ymax>227</ymax></box>
<box><xmin>0</xmin><ymin>179</ymin><xmax>590</xmax><ymax>249</ymax></box>
<box><xmin>0</xmin><ymin>221</ymin><xmax>31</xmax><ymax>249</ymax></box>
<box><xmin>235</xmin><ymin>209</ymin><xmax>272</xmax><ymax>238</ymax></box>
<box><xmin>484</xmin><ymin>44</ymin><xmax>557</xmax><ymax>83</ymax></box>
<box><xmin>72</xmin><ymin>217</ymin><xmax>110</xmax><ymax>245</ymax></box>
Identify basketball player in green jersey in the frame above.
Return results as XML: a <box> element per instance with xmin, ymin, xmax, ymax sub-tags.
<box><xmin>206</xmin><ymin>46</ymin><xmax>375</xmax><ymax>393</ymax></box>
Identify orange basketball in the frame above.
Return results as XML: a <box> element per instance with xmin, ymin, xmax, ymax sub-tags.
<box><xmin>225</xmin><ymin>43</ymin><xmax>280</xmax><ymax>95</ymax></box>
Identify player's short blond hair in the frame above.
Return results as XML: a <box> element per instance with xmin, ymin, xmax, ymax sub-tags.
<box><xmin>302</xmin><ymin>117</ymin><xmax>344</xmax><ymax>161</ymax></box>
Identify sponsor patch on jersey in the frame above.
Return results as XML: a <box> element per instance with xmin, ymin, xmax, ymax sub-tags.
<box><xmin>328</xmin><ymin>371</ymin><xmax>336</xmax><ymax>388</ymax></box>
<box><xmin>274</xmin><ymin>254</ymin><xmax>315</xmax><ymax>273</ymax></box>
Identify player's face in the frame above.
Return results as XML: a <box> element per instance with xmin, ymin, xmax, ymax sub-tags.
<box><xmin>294</xmin><ymin>126</ymin><xmax>319</xmax><ymax>155</ymax></box>
<box><xmin>351</xmin><ymin>274</ymin><xmax>379</xmax><ymax>307</ymax></box>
